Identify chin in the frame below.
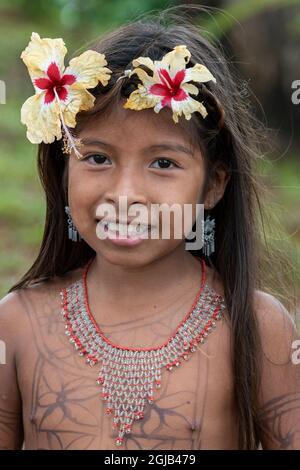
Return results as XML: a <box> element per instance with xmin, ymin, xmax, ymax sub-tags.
<box><xmin>95</xmin><ymin>244</ymin><xmax>166</xmax><ymax>268</ymax></box>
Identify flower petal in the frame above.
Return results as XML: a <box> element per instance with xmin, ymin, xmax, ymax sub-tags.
<box><xmin>172</xmin><ymin>87</ymin><xmax>188</xmax><ymax>102</ymax></box>
<box><xmin>21</xmin><ymin>93</ymin><xmax>61</xmax><ymax>144</ymax></box>
<box><xmin>183</xmin><ymin>63</ymin><xmax>216</xmax><ymax>84</ymax></box>
<box><xmin>61</xmin><ymin>85</ymin><xmax>95</xmax><ymax>128</ymax></box>
<box><xmin>123</xmin><ymin>86</ymin><xmax>160</xmax><ymax>111</ymax></box>
<box><xmin>153</xmin><ymin>100</ymin><xmax>164</xmax><ymax>113</ymax></box>
<box><xmin>21</xmin><ymin>32</ymin><xmax>67</xmax><ymax>80</ymax></box>
<box><xmin>159</xmin><ymin>45</ymin><xmax>191</xmax><ymax>79</ymax></box>
<box><xmin>34</xmin><ymin>77</ymin><xmax>53</xmax><ymax>90</ymax></box>
<box><xmin>65</xmin><ymin>50</ymin><xmax>112</xmax><ymax>89</ymax></box>
<box><xmin>131</xmin><ymin>56</ymin><xmax>155</xmax><ymax>72</ymax></box>
<box><xmin>171</xmin><ymin>95</ymin><xmax>208</xmax><ymax>123</ymax></box>
<box><xmin>60</xmin><ymin>74</ymin><xmax>76</xmax><ymax>86</ymax></box>
<box><xmin>181</xmin><ymin>83</ymin><xmax>199</xmax><ymax>96</ymax></box>
<box><xmin>172</xmin><ymin>69</ymin><xmax>186</xmax><ymax>88</ymax></box>
<box><xmin>46</xmin><ymin>61</ymin><xmax>62</xmax><ymax>82</ymax></box>
<box><xmin>149</xmin><ymin>83</ymin><xmax>169</xmax><ymax>97</ymax></box>
<box><xmin>161</xmin><ymin>95</ymin><xmax>172</xmax><ymax>108</ymax></box>
<box><xmin>44</xmin><ymin>88</ymin><xmax>56</xmax><ymax>104</ymax></box>
<box><xmin>129</xmin><ymin>67</ymin><xmax>156</xmax><ymax>88</ymax></box>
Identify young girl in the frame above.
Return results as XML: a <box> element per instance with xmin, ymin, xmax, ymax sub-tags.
<box><xmin>0</xmin><ymin>8</ymin><xmax>299</xmax><ymax>451</ymax></box>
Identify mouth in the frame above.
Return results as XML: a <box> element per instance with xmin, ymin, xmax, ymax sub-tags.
<box><xmin>96</xmin><ymin>219</ymin><xmax>153</xmax><ymax>238</ymax></box>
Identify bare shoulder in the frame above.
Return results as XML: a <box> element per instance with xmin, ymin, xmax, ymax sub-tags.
<box><xmin>0</xmin><ymin>290</ymin><xmax>27</xmax><ymax>343</ymax></box>
<box><xmin>254</xmin><ymin>290</ymin><xmax>299</xmax><ymax>362</ymax></box>
<box><xmin>254</xmin><ymin>291</ymin><xmax>300</xmax><ymax>450</ymax></box>
<box><xmin>0</xmin><ymin>289</ymin><xmax>25</xmax><ymax>318</ymax></box>
<box><xmin>0</xmin><ymin>267</ymin><xmax>82</xmax><ymax>311</ymax></box>
<box><xmin>254</xmin><ymin>290</ymin><xmax>297</xmax><ymax>330</ymax></box>
<box><xmin>0</xmin><ymin>267</ymin><xmax>83</xmax><ymax>352</ymax></box>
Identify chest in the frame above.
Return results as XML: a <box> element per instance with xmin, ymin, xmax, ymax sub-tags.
<box><xmin>17</xmin><ymin>305</ymin><xmax>237</xmax><ymax>449</ymax></box>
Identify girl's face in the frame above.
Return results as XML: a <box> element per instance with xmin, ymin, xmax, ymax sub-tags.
<box><xmin>67</xmin><ymin>101</ymin><xmax>215</xmax><ymax>267</ymax></box>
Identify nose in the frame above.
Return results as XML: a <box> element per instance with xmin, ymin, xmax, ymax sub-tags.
<box><xmin>103</xmin><ymin>166</ymin><xmax>148</xmax><ymax>210</ymax></box>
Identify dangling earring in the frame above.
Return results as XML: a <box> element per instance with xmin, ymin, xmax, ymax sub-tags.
<box><xmin>65</xmin><ymin>206</ymin><xmax>81</xmax><ymax>242</ymax></box>
<box><xmin>203</xmin><ymin>214</ymin><xmax>215</xmax><ymax>256</ymax></box>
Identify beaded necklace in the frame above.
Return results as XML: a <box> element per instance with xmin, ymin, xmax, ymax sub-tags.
<box><xmin>60</xmin><ymin>257</ymin><xmax>226</xmax><ymax>446</ymax></box>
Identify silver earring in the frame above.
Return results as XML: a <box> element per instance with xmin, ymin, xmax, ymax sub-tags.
<box><xmin>203</xmin><ymin>214</ymin><xmax>215</xmax><ymax>256</ymax></box>
<box><xmin>65</xmin><ymin>206</ymin><xmax>81</xmax><ymax>242</ymax></box>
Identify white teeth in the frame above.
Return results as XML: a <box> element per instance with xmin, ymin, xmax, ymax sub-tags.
<box><xmin>100</xmin><ymin>221</ymin><xmax>149</xmax><ymax>237</ymax></box>
<box><xmin>128</xmin><ymin>224</ymin><xmax>149</xmax><ymax>237</ymax></box>
<box><xmin>119</xmin><ymin>223</ymin><xmax>128</xmax><ymax>236</ymax></box>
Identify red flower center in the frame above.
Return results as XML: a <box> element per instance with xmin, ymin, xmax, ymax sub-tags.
<box><xmin>149</xmin><ymin>68</ymin><xmax>188</xmax><ymax>108</ymax></box>
<box><xmin>34</xmin><ymin>62</ymin><xmax>76</xmax><ymax>105</ymax></box>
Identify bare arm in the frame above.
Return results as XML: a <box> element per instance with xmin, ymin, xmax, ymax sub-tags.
<box><xmin>0</xmin><ymin>292</ymin><xmax>24</xmax><ymax>449</ymax></box>
<box><xmin>255</xmin><ymin>292</ymin><xmax>300</xmax><ymax>450</ymax></box>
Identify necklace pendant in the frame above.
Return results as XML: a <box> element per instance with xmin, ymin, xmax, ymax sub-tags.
<box><xmin>115</xmin><ymin>437</ymin><xmax>124</xmax><ymax>446</ymax></box>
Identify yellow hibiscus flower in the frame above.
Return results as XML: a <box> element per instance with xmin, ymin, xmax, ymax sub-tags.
<box><xmin>123</xmin><ymin>45</ymin><xmax>216</xmax><ymax>123</ymax></box>
<box><xmin>20</xmin><ymin>32</ymin><xmax>112</xmax><ymax>156</ymax></box>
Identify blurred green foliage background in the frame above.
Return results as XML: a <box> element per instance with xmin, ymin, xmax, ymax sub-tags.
<box><xmin>0</xmin><ymin>0</ymin><xmax>299</xmax><ymax>306</ymax></box>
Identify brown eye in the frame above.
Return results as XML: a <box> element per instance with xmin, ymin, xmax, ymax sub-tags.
<box><xmin>84</xmin><ymin>154</ymin><xmax>111</xmax><ymax>165</ymax></box>
<box><xmin>151</xmin><ymin>158</ymin><xmax>177</xmax><ymax>169</ymax></box>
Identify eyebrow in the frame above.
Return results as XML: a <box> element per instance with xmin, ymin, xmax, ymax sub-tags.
<box><xmin>80</xmin><ymin>138</ymin><xmax>194</xmax><ymax>157</ymax></box>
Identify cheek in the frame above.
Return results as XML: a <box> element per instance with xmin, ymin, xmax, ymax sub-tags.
<box><xmin>67</xmin><ymin>162</ymin><xmax>97</xmax><ymax>234</ymax></box>
<box><xmin>155</xmin><ymin>172</ymin><xmax>204</xmax><ymax>240</ymax></box>
<box><xmin>187</xmin><ymin>165</ymin><xmax>206</xmax><ymax>214</ymax></box>
<box><xmin>160</xmin><ymin>166</ymin><xmax>204</xmax><ymax>206</ymax></box>
<box><xmin>68</xmin><ymin>161</ymin><xmax>101</xmax><ymax>206</ymax></box>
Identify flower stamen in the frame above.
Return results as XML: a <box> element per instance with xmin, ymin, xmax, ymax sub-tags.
<box><xmin>53</xmin><ymin>88</ymin><xmax>82</xmax><ymax>160</ymax></box>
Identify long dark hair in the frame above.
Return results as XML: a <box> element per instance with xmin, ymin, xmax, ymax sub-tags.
<box><xmin>8</xmin><ymin>5</ymin><xmax>294</xmax><ymax>449</ymax></box>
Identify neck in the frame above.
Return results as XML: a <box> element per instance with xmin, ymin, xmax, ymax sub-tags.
<box><xmin>85</xmin><ymin>247</ymin><xmax>204</xmax><ymax>323</ymax></box>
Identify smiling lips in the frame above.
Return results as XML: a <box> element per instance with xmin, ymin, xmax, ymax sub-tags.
<box><xmin>101</xmin><ymin>220</ymin><xmax>150</xmax><ymax>238</ymax></box>
<box><xmin>95</xmin><ymin>219</ymin><xmax>155</xmax><ymax>246</ymax></box>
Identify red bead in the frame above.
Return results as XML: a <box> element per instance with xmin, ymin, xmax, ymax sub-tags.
<box><xmin>115</xmin><ymin>437</ymin><xmax>124</xmax><ymax>446</ymax></box>
<box><xmin>119</xmin><ymin>423</ymin><xmax>130</xmax><ymax>434</ymax></box>
<box><xmin>135</xmin><ymin>411</ymin><xmax>144</xmax><ymax>420</ymax></box>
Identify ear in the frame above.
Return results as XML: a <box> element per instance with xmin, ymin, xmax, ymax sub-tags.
<box><xmin>203</xmin><ymin>166</ymin><xmax>230</xmax><ymax>210</ymax></box>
